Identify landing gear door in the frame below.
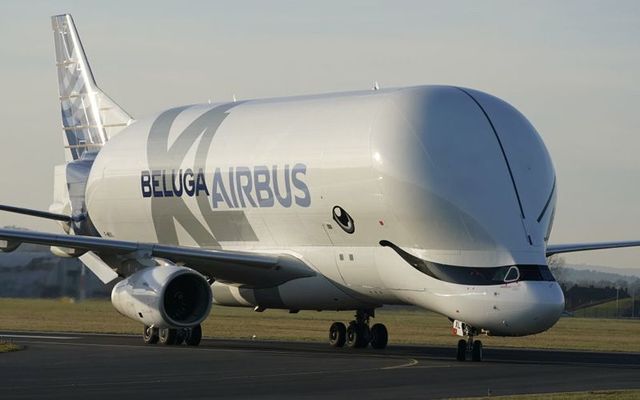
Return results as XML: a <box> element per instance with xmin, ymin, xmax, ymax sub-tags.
<box><xmin>334</xmin><ymin>248</ymin><xmax>382</xmax><ymax>290</ymax></box>
<box><xmin>322</xmin><ymin>226</ymin><xmax>383</xmax><ymax>289</ymax></box>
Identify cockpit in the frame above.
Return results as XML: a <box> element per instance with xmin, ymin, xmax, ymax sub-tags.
<box><xmin>380</xmin><ymin>240</ymin><xmax>556</xmax><ymax>286</ymax></box>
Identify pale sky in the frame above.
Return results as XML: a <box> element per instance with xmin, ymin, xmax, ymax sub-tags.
<box><xmin>0</xmin><ymin>1</ymin><xmax>639</xmax><ymax>268</ymax></box>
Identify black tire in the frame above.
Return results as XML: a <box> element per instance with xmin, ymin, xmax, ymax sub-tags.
<box><xmin>174</xmin><ymin>329</ymin><xmax>186</xmax><ymax>346</ymax></box>
<box><xmin>456</xmin><ymin>339</ymin><xmax>467</xmax><ymax>361</ymax></box>
<box><xmin>472</xmin><ymin>340</ymin><xmax>483</xmax><ymax>362</ymax></box>
<box><xmin>346</xmin><ymin>322</ymin><xmax>370</xmax><ymax>348</ymax></box>
<box><xmin>185</xmin><ymin>324</ymin><xmax>203</xmax><ymax>346</ymax></box>
<box><xmin>159</xmin><ymin>328</ymin><xmax>177</xmax><ymax>345</ymax></box>
<box><xmin>143</xmin><ymin>325</ymin><xmax>159</xmax><ymax>345</ymax></box>
<box><xmin>370</xmin><ymin>323</ymin><xmax>388</xmax><ymax>349</ymax></box>
<box><xmin>329</xmin><ymin>322</ymin><xmax>346</xmax><ymax>347</ymax></box>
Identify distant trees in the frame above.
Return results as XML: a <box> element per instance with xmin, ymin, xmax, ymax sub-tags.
<box><xmin>547</xmin><ymin>254</ymin><xmax>567</xmax><ymax>284</ymax></box>
<box><xmin>564</xmin><ymin>285</ymin><xmax>628</xmax><ymax>311</ymax></box>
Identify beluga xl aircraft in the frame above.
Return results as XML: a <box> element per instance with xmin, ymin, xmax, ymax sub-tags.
<box><xmin>1</xmin><ymin>14</ymin><xmax>639</xmax><ymax>361</ymax></box>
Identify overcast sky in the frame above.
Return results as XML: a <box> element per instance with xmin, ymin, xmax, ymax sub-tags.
<box><xmin>0</xmin><ymin>1</ymin><xmax>639</xmax><ymax>268</ymax></box>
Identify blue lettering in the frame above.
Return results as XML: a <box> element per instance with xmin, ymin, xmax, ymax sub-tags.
<box><xmin>140</xmin><ymin>171</ymin><xmax>152</xmax><ymax>197</ymax></box>
<box><xmin>172</xmin><ymin>169</ymin><xmax>183</xmax><ymax>196</ymax></box>
<box><xmin>272</xmin><ymin>165</ymin><xmax>292</xmax><ymax>207</ymax></box>
<box><xmin>161</xmin><ymin>170</ymin><xmax>173</xmax><ymax>197</ymax></box>
<box><xmin>151</xmin><ymin>170</ymin><xmax>163</xmax><ymax>198</ymax></box>
<box><xmin>195</xmin><ymin>168</ymin><xmax>209</xmax><ymax>197</ymax></box>
<box><xmin>141</xmin><ymin>171</ymin><xmax>152</xmax><ymax>198</ymax></box>
<box><xmin>184</xmin><ymin>169</ymin><xmax>195</xmax><ymax>196</ymax></box>
<box><xmin>254</xmin><ymin>166</ymin><xmax>274</xmax><ymax>207</ymax></box>
<box><xmin>228</xmin><ymin>167</ymin><xmax>239</xmax><ymax>208</ymax></box>
<box><xmin>139</xmin><ymin>164</ymin><xmax>309</xmax><ymax>206</ymax></box>
<box><xmin>292</xmin><ymin>163</ymin><xmax>310</xmax><ymax>207</ymax></box>
<box><xmin>235</xmin><ymin>167</ymin><xmax>257</xmax><ymax>207</ymax></box>
<box><xmin>212</xmin><ymin>168</ymin><xmax>233</xmax><ymax>208</ymax></box>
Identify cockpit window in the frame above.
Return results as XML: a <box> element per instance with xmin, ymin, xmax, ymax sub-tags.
<box><xmin>380</xmin><ymin>240</ymin><xmax>556</xmax><ymax>286</ymax></box>
<box><xmin>420</xmin><ymin>262</ymin><xmax>552</xmax><ymax>285</ymax></box>
<box><xmin>504</xmin><ymin>266</ymin><xmax>520</xmax><ymax>282</ymax></box>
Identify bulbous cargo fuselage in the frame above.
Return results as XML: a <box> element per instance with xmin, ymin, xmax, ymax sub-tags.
<box><xmin>85</xmin><ymin>85</ymin><xmax>564</xmax><ymax>336</ymax></box>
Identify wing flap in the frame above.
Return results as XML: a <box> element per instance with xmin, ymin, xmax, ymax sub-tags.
<box><xmin>78</xmin><ymin>251</ymin><xmax>120</xmax><ymax>284</ymax></box>
<box><xmin>0</xmin><ymin>228</ymin><xmax>315</xmax><ymax>287</ymax></box>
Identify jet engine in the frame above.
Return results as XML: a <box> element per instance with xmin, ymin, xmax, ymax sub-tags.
<box><xmin>111</xmin><ymin>265</ymin><xmax>212</xmax><ymax>328</ymax></box>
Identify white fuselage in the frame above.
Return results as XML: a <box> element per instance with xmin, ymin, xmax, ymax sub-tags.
<box><xmin>84</xmin><ymin>85</ymin><xmax>564</xmax><ymax>336</ymax></box>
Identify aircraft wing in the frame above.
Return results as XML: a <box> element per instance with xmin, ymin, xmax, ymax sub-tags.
<box><xmin>546</xmin><ymin>241</ymin><xmax>640</xmax><ymax>257</ymax></box>
<box><xmin>0</xmin><ymin>228</ymin><xmax>315</xmax><ymax>287</ymax></box>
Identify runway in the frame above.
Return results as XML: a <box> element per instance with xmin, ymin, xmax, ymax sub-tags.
<box><xmin>0</xmin><ymin>332</ymin><xmax>639</xmax><ymax>399</ymax></box>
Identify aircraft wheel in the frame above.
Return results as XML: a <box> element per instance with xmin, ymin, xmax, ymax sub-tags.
<box><xmin>472</xmin><ymin>340</ymin><xmax>483</xmax><ymax>362</ymax></box>
<box><xmin>370</xmin><ymin>323</ymin><xmax>388</xmax><ymax>349</ymax></box>
<box><xmin>159</xmin><ymin>328</ymin><xmax>178</xmax><ymax>345</ymax></box>
<box><xmin>329</xmin><ymin>322</ymin><xmax>346</xmax><ymax>347</ymax></box>
<box><xmin>346</xmin><ymin>322</ymin><xmax>370</xmax><ymax>348</ymax></box>
<box><xmin>174</xmin><ymin>329</ymin><xmax>187</xmax><ymax>345</ymax></box>
<box><xmin>456</xmin><ymin>339</ymin><xmax>467</xmax><ymax>361</ymax></box>
<box><xmin>185</xmin><ymin>324</ymin><xmax>203</xmax><ymax>346</ymax></box>
<box><xmin>142</xmin><ymin>325</ymin><xmax>158</xmax><ymax>345</ymax></box>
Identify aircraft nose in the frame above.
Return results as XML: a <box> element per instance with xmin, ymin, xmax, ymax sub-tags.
<box><xmin>506</xmin><ymin>281</ymin><xmax>565</xmax><ymax>335</ymax></box>
<box><xmin>530</xmin><ymin>282</ymin><xmax>564</xmax><ymax>330</ymax></box>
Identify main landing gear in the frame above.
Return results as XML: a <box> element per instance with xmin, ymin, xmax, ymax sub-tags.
<box><xmin>452</xmin><ymin>320</ymin><xmax>483</xmax><ymax>362</ymax></box>
<box><xmin>143</xmin><ymin>324</ymin><xmax>203</xmax><ymax>346</ymax></box>
<box><xmin>329</xmin><ymin>309</ymin><xmax>388</xmax><ymax>349</ymax></box>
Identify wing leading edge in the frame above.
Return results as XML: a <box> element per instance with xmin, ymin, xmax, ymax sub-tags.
<box><xmin>546</xmin><ymin>241</ymin><xmax>640</xmax><ymax>257</ymax></box>
<box><xmin>0</xmin><ymin>228</ymin><xmax>315</xmax><ymax>287</ymax></box>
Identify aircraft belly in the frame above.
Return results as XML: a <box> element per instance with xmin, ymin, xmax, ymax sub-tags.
<box><xmin>212</xmin><ymin>275</ymin><xmax>378</xmax><ymax>310</ymax></box>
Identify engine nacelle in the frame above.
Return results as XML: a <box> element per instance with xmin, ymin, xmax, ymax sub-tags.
<box><xmin>111</xmin><ymin>265</ymin><xmax>212</xmax><ymax>328</ymax></box>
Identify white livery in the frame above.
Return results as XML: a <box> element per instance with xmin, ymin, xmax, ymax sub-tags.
<box><xmin>2</xmin><ymin>14</ymin><xmax>639</xmax><ymax>361</ymax></box>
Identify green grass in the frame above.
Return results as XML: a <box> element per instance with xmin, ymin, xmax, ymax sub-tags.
<box><xmin>573</xmin><ymin>297</ymin><xmax>637</xmax><ymax>318</ymax></box>
<box><xmin>1</xmin><ymin>298</ymin><xmax>640</xmax><ymax>352</ymax></box>
<box><xmin>459</xmin><ymin>389</ymin><xmax>640</xmax><ymax>399</ymax></box>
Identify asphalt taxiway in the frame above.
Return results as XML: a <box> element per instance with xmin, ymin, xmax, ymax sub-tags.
<box><xmin>0</xmin><ymin>332</ymin><xmax>638</xmax><ymax>399</ymax></box>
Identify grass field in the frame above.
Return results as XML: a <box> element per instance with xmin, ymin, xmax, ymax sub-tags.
<box><xmin>1</xmin><ymin>298</ymin><xmax>640</xmax><ymax>352</ymax></box>
<box><xmin>573</xmin><ymin>297</ymin><xmax>638</xmax><ymax>318</ymax></box>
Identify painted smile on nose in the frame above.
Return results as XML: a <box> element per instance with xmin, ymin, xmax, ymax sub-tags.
<box><xmin>332</xmin><ymin>206</ymin><xmax>355</xmax><ymax>234</ymax></box>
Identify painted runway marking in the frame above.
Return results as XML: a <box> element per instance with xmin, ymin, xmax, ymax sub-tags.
<box><xmin>8</xmin><ymin>334</ymin><xmax>640</xmax><ymax>369</ymax></box>
<box><xmin>381</xmin><ymin>358</ymin><xmax>419</xmax><ymax>369</ymax></box>
<box><xmin>0</xmin><ymin>334</ymin><xmax>79</xmax><ymax>340</ymax></box>
<box><xmin>12</xmin><ymin>340</ymin><xmax>418</xmax><ymax>364</ymax></box>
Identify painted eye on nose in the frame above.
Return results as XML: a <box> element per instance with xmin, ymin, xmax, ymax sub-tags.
<box><xmin>332</xmin><ymin>206</ymin><xmax>355</xmax><ymax>234</ymax></box>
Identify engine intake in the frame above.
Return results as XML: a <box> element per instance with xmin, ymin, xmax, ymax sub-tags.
<box><xmin>111</xmin><ymin>265</ymin><xmax>212</xmax><ymax>328</ymax></box>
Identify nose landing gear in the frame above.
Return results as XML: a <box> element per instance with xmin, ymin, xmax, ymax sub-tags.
<box><xmin>453</xmin><ymin>320</ymin><xmax>483</xmax><ymax>362</ymax></box>
<box><xmin>456</xmin><ymin>336</ymin><xmax>483</xmax><ymax>362</ymax></box>
<box><xmin>329</xmin><ymin>309</ymin><xmax>388</xmax><ymax>349</ymax></box>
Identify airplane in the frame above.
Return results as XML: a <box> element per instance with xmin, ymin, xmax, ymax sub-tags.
<box><xmin>1</xmin><ymin>14</ymin><xmax>640</xmax><ymax>362</ymax></box>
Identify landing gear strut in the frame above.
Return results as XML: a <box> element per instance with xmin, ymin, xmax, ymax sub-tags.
<box><xmin>328</xmin><ymin>310</ymin><xmax>388</xmax><ymax>350</ymax></box>
<box><xmin>453</xmin><ymin>320</ymin><xmax>483</xmax><ymax>362</ymax></box>
<box><xmin>143</xmin><ymin>324</ymin><xmax>202</xmax><ymax>346</ymax></box>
